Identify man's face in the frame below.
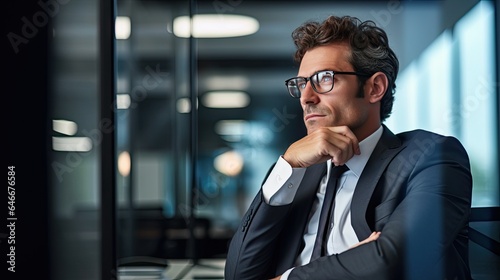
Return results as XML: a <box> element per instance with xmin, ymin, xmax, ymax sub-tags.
<box><xmin>298</xmin><ymin>42</ymin><xmax>372</xmax><ymax>135</ymax></box>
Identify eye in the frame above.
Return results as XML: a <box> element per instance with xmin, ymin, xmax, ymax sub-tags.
<box><xmin>319</xmin><ymin>73</ymin><xmax>333</xmax><ymax>84</ymax></box>
<box><xmin>294</xmin><ymin>79</ymin><xmax>306</xmax><ymax>89</ymax></box>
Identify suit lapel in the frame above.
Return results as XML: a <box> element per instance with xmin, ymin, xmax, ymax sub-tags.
<box><xmin>351</xmin><ymin>125</ymin><xmax>405</xmax><ymax>240</ymax></box>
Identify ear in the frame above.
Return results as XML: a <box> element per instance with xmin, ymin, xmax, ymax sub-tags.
<box><xmin>365</xmin><ymin>72</ymin><xmax>388</xmax><ymax>103</ymax></box>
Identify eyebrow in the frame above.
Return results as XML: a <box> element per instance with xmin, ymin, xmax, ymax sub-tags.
<box><xmin>297</xmin><ymin>69</ymin><xmax>340</xmax><ymax>78</ymax></box>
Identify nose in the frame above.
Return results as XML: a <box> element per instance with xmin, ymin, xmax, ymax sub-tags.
<box><xmin>300</xmin><ymin>82</ymin><xmax>320</xmax><ymax>106</ymax></box>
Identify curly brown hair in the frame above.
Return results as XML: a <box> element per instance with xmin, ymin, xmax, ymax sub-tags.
<box><xmin>291</xmin><ymin>15</ymin><xmax>399</xmax><ymax>121</ymax></box>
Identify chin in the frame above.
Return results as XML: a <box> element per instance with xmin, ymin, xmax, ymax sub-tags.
<box><xmin>305</xmin><ymin>123</ymin><xmax>322</xmax><ymax>134</ymax></box>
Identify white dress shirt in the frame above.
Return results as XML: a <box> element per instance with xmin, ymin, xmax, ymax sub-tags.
<box><xmin>261</xmin><ymin>126</ymin><xmax>383</xmax><ymax>279</ymax></box>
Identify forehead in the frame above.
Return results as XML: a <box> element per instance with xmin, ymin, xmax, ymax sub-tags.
<box><xmin>298</xmin><ymin>43</ymin><xmax>352</xmax><ymax>76</ymax></box>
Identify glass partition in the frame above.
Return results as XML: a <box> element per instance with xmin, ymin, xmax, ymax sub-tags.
<box><xmin>113</xmin><ymin>0</ymin><xmax>499</xmax><ymax>268</ymax></box>
<box><xmin>48</xmin><ymin>0</ymin><xmax>101</xmax><ymax>279</ymax></box>
<box><xmin>387</xmin><ymin>0</ymin><xmax>498</xmax><ymax>207</ymax></box>
<box><xmin>42</xmin><ymin>1</ymin><xmax>498</xmax><ymax>279</ymax></box>
<box><xmin>114</xmin><ymin>0</ymin><xmax>193</xmax><ymax>263</ymax></box>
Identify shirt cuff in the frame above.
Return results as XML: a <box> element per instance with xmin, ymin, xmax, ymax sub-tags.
<box><xmin>262</xmin><ymin>156</ymin><xmax>306</xmax><ymax>205</ymax></box>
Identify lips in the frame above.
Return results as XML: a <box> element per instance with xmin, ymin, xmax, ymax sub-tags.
<box><xmin>305</xmin><ymin>113</ymin><xmax>326</xmax><ymax>121</ymax></box>
<box><xmin>304</xmin><ymin>105</ymin><xmax>328</xmax><ymax>122</ymax></box>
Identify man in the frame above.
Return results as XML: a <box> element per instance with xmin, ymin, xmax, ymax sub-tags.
<box><xmin>224</xmin><ymin>15</ymin><xmax>472</xmax><ymax>280</ymax></box>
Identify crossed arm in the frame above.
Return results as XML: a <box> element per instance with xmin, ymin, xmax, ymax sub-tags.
<box><xmin>269</xmin><ymin>232</ymin><xmax>382</xmax><ymax>280</ymax></box>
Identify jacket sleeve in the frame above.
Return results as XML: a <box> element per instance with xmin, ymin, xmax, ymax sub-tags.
<box><xmin>224</xmin><ymin>190</ymin><xmax>292</xmax><ymax>280</ymax></box>
<box><xmin>289</xmin><ymin>135</ymin><xmax>472</xmax><ymax>280</ymax></box>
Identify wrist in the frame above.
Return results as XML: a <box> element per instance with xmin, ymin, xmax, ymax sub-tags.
<box><xmin>282</xmin><ymin>154</ymin><xmax>299</xmax><ymax>168</ymax></box>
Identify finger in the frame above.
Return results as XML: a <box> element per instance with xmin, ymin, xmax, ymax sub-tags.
<box><xmin>327</xmin><ymin>126</ymin><xmax>360</xmax><ymax>155</ymax></box>
<box><xmin>297</xmin><ymin>128</ymin><xmax>351</xmax><ymax>165</ymax></box>
<box><xmin>362</xmin><ymin>232</ymin><xmax>380</xmax><ymax>244</ymax></box>
<box><xmin>350</xmin><ymin>232</ymin><xmax>381</xmax><ymax>249</ymax></box>
<box><xmin>366</xmin><ymin>231</ymin><xmax>381</xmax><ymax>242</ymax></box>
<box><xmin>283</xmin><ymin>126</ymin><xmax>359</xmax><ymax>167</ymax></box>
<box><xmin>324</xmin><ymin>133</ymin><xmax>357</xmax><ymax>166</ymax></box>
<box><xmin>283</xmin><ymin>135</ymin><xmax>335</xmax><ymax>167</ymax></box>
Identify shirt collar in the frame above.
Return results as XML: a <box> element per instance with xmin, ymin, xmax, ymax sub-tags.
<box><xmin>328</xmin><ymin>125</ymin><xmax>383</xmax><ymax>178</ymax></box>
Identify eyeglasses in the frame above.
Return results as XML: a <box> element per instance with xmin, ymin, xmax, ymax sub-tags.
<box><xmin>284</xmin><ymin>70</ymin><xmax>369</xmax><ymax>98</ymax></box>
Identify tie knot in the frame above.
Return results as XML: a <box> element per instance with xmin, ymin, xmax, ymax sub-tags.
<box><xmin>330</xmin><ymin>164</ymin><xmax>349</xmax><ymax>179</ymax></box>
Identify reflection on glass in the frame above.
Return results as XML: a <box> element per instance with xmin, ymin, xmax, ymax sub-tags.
<box><xmin>391</xmin><ymin>1</ymin><xmax>498</xmax><ymax>207</ymax></box>
<box><xmin>112</xmin><ymin>1</ymin><xmax>499</xmax><ymax>271</ymax></box>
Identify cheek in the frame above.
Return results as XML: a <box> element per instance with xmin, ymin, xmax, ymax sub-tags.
<box><xmin>334</xmin><ymin>98</ymin><xmax>364</xmax><ymax>119</ymax></box>
<box><xmin>347</xmin><ymin>100</ymin><xmax>371</xmax><ymax>122</ymax></box>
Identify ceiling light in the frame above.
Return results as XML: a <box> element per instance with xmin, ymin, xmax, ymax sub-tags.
<box><xmin>173</xmin><ymin>14</ymin><xmax>259</xmax><ymax>38</ymax></box>
<box><xmin>215</xmin><ymin>120</ymin><xmax>248</xmax><ymax>142</ymax></box>
<box><xmin>115</xmin><ymin>16</ymin><xmax>131</xmax><ymax>39</ymax></box>
<box><xmin>214</xmin><ymin>150</ymin><xmax>244</xmax><ymax>177</ymax></box>
<box><xmin>215</xmin><ymin>120</ymin><xmax>248</xmax><ymax>135</ymax></box>
<box><xmin>177</xmin><ymin>98</ymin><xmax>191</xmax><ymax>113</ymax></box>
<box><xmin>118</xmin><ymin>151</ymin><xmax>131</xmax><ymax>177</ymax></box>
<box><xmin>176</xmin><ymin>97</ymin><xmax>199</xmax><ymax>113</ymax></box>
<box><xmin>116</xmin><ymin>94</ymin><xmax>131</xmax><ymax>110</ymax></box>
<box><xmin>202</xmin><ymin>91</ymin><xmax>250</xmax><ymax>108</ymax></box>
<box><xmin>204</xmin><ymin>76</ymin><xmax>250</xmax><ymax>91</ymax></box>
<box><xmin>53</xmin><ymin>119</ymin><xmax>77</xmax><ymax>136</ymax></box>
<box><xmin>52</xmin><ymin>137</ymin><xmax>92</xmax><ymax>152</ymax></box>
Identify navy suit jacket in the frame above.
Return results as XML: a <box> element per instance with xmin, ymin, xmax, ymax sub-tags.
<box><xmin>225</xmin><ymin>126</ymin><xmax>472</xmax><ymax>280</ymax></box>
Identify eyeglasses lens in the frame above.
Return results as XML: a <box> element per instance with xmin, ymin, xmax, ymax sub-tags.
<box><xmin>287</xmin><ymin>78</ymin><xmax>302</xmax><ymax>98</ymax></box>
<box><xmin>313</xmin><ymin>71</ymin><xmax>334</xmax><ymax>93</ymax></box>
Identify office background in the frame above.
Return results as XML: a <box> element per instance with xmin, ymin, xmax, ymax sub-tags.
<box><xmin>4</xmin><ymin>0</ymin><xmax>499</xmax><ymax>279</ymax></box>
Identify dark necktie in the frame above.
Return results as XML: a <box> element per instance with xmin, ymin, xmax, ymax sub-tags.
<box><xmin>310</xmin><ymin>164</ymin><xmax>349</xmax><ymax>261</ymax></box>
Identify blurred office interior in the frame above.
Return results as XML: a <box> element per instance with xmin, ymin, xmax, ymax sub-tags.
<box><xmin>5</xmin><ymin>0</ymin><xmax>499</xmax><ymax>279</ymax></box>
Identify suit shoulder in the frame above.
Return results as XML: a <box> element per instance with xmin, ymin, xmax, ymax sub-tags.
<box><xmin>396</xmin><ymin>128</ymin><xmax>441</xmax><ymax>138</ymax></box>
<box><xmin>396</xmin><ymin>129</ymin><xmax>457</xmax><ymax>143</ymax></box>
<box><xmin>395</xmin><ymin>129</ymin><xmax>469</xmax><ymax>157</ymax></box>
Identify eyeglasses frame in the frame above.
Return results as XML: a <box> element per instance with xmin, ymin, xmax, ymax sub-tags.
<box><xmin>284</xmin><ymin>70</ymin><xmax>370</xmax><ymax>98</ymax></box>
